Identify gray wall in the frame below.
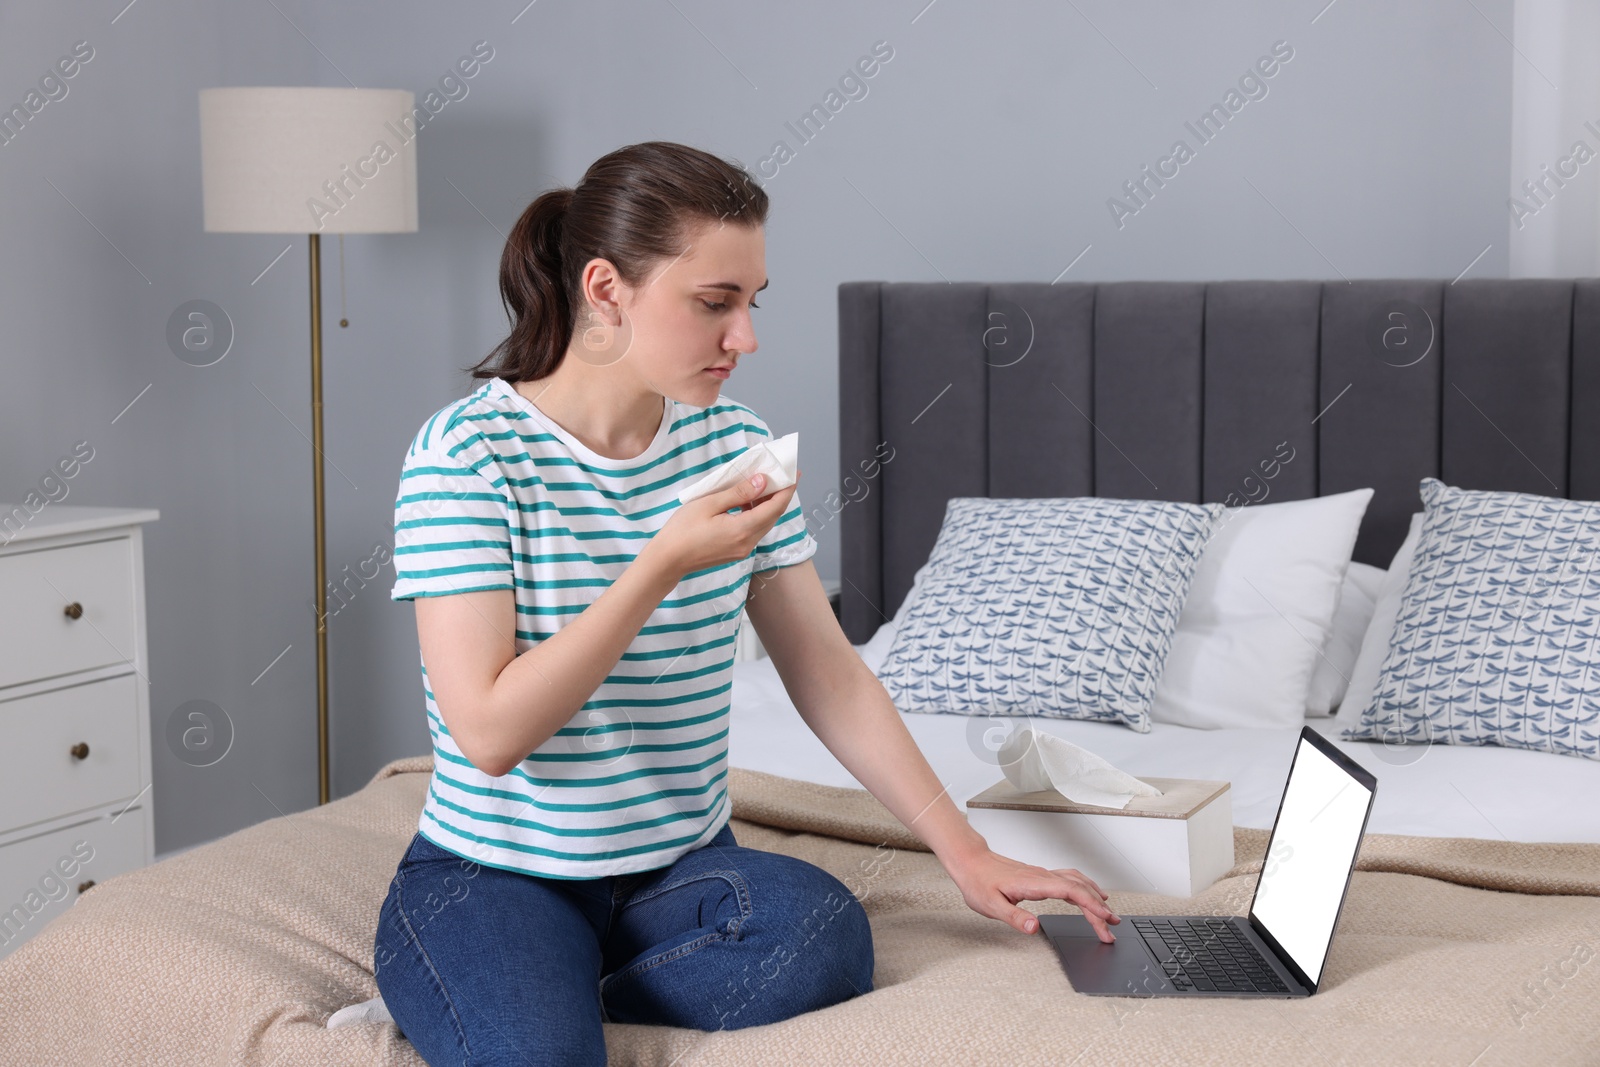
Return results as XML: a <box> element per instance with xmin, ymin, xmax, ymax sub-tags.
<box><xmin>0</xmin><ymin>0</ymin><xmax>1514</xmax><ymax>856</ymax></box>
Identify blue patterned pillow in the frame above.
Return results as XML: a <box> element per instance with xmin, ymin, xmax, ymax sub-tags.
<box><xmin>874</xmin><ymin>496</ymin><xmax>1225</xmax><ymax>732</ymax></box>
<box><xmin>1342</xmin><ymin>478</ymin><xmax>1600</xmax><ymax>761</ymax></box>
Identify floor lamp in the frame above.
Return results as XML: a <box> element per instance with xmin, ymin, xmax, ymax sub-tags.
<box><xmin>199</xmin><ymin>87</ymin><xmax>419</xmax><ymax>804</ymax></box>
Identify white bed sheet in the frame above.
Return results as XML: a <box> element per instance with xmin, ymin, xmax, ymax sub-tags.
<box><xmin>728</xmin><ymin>646</ymin><xmax>1600</xmax><ymax>846</ymax></box>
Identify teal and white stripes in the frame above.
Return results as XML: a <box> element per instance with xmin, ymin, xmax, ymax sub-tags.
<box><xmin>390</xmin><ymin>377</ymin><xmax>816</xmax><ymax>878</ymax></box>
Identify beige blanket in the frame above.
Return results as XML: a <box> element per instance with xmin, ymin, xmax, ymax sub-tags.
<box><xmin>1</xmin><ymin>756</ymin><xmax>1597</xmax><ymax>1066</ymax></box>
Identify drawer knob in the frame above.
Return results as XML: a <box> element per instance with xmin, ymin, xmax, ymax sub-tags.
<box><xmin>64</xmin><ymin>602</ymin><xmax>84</xmax><ymax>620</ymax></box>
<box><xmin>77</xmin><ymin>880</ymin><xmax>96</xmax><ymax>894</ymax></box>
<box><xmin>70</xmin><ymin>742</ymin><xmax>90</xmax><ymax>760</ymax></box>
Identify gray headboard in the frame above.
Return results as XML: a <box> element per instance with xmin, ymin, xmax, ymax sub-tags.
<box><xmin>836</xmin><ymin>278</ymin><xmax>1600</xmax><ymax>644</ymax></box>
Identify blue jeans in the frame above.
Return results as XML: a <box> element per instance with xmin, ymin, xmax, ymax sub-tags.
<box><xmin>372</xmin><ymin>821</ymin><xmax>875</xmax><ymax>1066</ymax></box>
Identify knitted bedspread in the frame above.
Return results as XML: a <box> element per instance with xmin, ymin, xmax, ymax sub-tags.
<box><xmin>1</xmin><ymin>756</ymin><xmax>1596</xmax><ymax>1066</ymax></box>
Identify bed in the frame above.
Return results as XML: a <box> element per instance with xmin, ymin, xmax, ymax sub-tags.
<box><xmin>2</xmin><ymin>278</ymin><xmax>1598</xmax><ymax>1066</ymax></box>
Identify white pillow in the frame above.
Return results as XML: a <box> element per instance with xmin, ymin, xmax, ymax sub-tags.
<box><xmin>1336</xmin><ymin>512</ymin><xmax>1422</xmax><ymax>720</ymax></box>
<box><xmin>1304</xmin><ymin>561</ymin><xmax>1384</xmax><ymax>715</ymax></box>
<box><xmin>1148</xmin><ymin>488</ymin><xmax>1374</xmax><ymax>730</ymax></box>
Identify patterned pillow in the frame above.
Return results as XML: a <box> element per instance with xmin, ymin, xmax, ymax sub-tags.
<box><xmin>1342</xmin><ymin>478</ymin><xmax>1600</xmax><ymax>761</ymax></box>
<box><xmin>874</xmin><ymin>496</ymin><xmax>1225</xmax><ymax>732</ymax></box>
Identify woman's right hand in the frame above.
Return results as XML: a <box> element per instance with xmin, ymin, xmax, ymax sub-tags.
<box><xmin>645</xmin><ymin>468</ymin><xmax>801</xmax><ymax>583</ymax></box>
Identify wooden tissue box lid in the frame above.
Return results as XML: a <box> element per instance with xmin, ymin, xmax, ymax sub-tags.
<box><xmin>965</xmin><ymin>777</ymin><xmax>1229</xmax><ymax>820</ymax></box>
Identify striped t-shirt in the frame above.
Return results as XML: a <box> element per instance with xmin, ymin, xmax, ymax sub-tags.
<box><xmin>390</xmin><ymin>376</ymin><xmax>817</xmax><ymax>879</ymax></box>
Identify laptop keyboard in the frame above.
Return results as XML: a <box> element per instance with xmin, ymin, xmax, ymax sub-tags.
<box><xmin>1131</xmin><ymin>918</ymin><xmax>1290</xmax><ymax>994</ymax></box>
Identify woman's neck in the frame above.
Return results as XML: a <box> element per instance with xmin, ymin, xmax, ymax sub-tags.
<box><xmin>513</xmin><ymin>364</ymin><xmax>665</xmax><ymax>461</ymax></box>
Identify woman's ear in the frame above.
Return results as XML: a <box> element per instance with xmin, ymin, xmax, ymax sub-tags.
<box><xmin>578</xmin><ymin>257</ymin><xmax>625</xmax><ymax>326</ymax></box>
<box><xmin>574</xmin><ymin>258</ymin><xmax>634</xmax><ymax>367</ymax></box>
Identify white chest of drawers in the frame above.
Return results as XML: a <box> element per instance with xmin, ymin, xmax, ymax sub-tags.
<box><xmin>0</xmin><ymin>505</ymin><xmax>158</xmax><ymax>960</ymax></box>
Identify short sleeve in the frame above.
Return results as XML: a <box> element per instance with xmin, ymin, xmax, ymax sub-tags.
<box><xmin>753</xmin><ymin>491</ymin><xmax>819</xmax><ymax>572</ymax></box>
<box><xmin>391</xmin><ymin>441</ymin><xmax>515</xmax><ymax>601</ymax></box>
<box><xmin>738</xmin><ymin>406</ymin><xmax>819</xmax><ymax>573</ymax></box>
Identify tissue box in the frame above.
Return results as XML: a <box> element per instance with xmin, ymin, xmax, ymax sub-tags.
<box><xmin>964</xmin><ymin>776</ymin><xmax>1233</xmax><ymax>898</ymax></box>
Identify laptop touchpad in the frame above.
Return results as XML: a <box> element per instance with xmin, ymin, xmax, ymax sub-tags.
<box><xmin>1050</xmin><ymin>935</ymin><xmax>1166</xmax><ymax>997</ymax></box>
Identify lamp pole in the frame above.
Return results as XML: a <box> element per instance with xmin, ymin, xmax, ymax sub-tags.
<box><xmin>310</xmin><ymin>232</ymin><xmax>330</xmax><ymax>806</ymax></box>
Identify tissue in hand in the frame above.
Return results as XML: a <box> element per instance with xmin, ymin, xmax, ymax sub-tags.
<box><xmin>996</xmin><ymin>727</ymin><xmax>1164</xmax><ymax>810</ymax></box>
<box><xmin>677</xmin><ymin>432</ymin><xmax>799</xmax><ymax>505</ymax></box>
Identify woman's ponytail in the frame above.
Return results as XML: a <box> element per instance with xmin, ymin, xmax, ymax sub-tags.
<box><xmin>472</xmin><ymin>188</ymin><xmax>573</xmax><ymax>383</ymax></box>
<box><xmin>468</xmin><ymin>141</ymin><xmax>769</xmax><ymax>384</ymax></box>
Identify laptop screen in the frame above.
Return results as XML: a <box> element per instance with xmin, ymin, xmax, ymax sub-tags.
<box><xmin>1249</xmin><ymin>733</ymin><xmax>1376</xmax><ymax>987</ymax></box>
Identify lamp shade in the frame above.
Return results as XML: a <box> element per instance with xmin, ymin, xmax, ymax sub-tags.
<box><xmin>200</xmin><ymin>87</ymin><xmax>418</xmax><ymax>234</ymax></box>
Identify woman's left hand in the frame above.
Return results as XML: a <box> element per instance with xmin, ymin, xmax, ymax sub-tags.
<box><xmin>944</xmin><ymin>847</ymin><xmax>1121</xmax><ymax>943</ymax></box>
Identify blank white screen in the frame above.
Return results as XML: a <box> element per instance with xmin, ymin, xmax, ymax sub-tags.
<box><xmin>1250</xmin><ymin>738</ymin><xmax>1372</xmax><ymax>985</ymax></box>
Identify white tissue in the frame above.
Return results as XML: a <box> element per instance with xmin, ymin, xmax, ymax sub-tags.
<box><xmin>327</xmin><ymin>994</ymin><xmax>393</xmax><ymax>1029</ymax></box>
<box><xmin>677</xmin><ymin>432</ymin><xmax>799</xmax><ymax>505</ymax></box>
<box><xmin>996</xmin><ymin>727</ymin><xmax>1164</xmax><ymax>810</ymax></box>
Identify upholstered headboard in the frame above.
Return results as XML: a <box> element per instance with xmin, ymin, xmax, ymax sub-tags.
<box><xmin>835</xmin><ymin>279</ymin><xmax>1600</xmax><ymax>644</ymax></box>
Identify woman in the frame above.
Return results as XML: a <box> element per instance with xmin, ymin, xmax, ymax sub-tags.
<box><xmin>374</xmin><ymin>140</ymin><xmax>1119</xmax><ymax>1066</ymax></box>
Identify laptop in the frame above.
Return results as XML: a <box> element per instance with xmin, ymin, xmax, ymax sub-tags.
<box><xmin>1039</xmin><ymin>725</ymin><xmax>1377</xmax><ymax>998</ymax></box>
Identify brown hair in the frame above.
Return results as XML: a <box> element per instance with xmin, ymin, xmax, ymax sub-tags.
<box><xmin>468</xmin><ymin>141</ymin><xmax>769</xmax><ymax>384</ymax></box>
